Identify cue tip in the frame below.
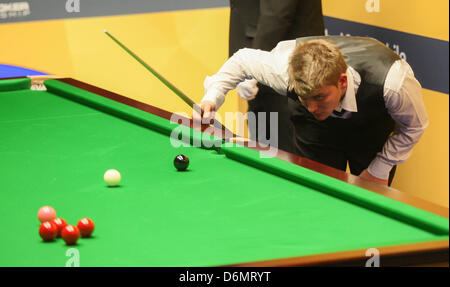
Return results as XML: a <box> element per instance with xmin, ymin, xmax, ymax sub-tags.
<box><xmin>104</xmin><ymin>29</ymin><xmax>107</xmax><ymax>33</ymax></box>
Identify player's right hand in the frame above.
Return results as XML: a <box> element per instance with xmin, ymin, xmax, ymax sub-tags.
<box><xmin>192</xmin><ymin>101</ymin><xmax>216</xmax><ymax>124</ymax></box>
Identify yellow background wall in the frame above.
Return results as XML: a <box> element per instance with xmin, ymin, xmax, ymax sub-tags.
<box><xmin>0</xmin><ymin>8</ymin><xmax>234</xmax><ymax>124</ymax></box>
<box><xmin>0</xmin><ymin>2</ymin><xmax>448</xmax><ymax>207</ymax></box>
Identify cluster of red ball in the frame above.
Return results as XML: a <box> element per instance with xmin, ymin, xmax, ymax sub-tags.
<box><xmin>38</xmin><ymin>206</ymin><xmax>95</xmax><ymax>245</ymax></box>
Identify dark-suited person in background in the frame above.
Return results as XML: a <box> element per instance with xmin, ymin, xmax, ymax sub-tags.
<box><xmin>228</xmin><ymin>0</ymin><xmax>324</xmax><ymax>153</ymax></box>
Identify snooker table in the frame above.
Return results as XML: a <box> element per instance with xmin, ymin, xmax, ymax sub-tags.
<box><xmin>0</xmin><ymin>76</ymin><xmax>448</xmax><ymax>267</ymax></box>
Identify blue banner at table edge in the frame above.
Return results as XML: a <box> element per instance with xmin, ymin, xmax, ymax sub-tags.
<box><xmin>324</xmin><ymin>16</ymin><xmax>449</xmax><ymax>95</ymax></box>
<box><xmin>0</xmin><ymin>64</ymin><xmax>47</xmax><ymax>78</ymax></box>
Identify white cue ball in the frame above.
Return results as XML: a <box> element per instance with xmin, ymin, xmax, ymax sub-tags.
<box><xmin>104</xmin><ymin>169</ymin><xmax>121</xmax><ymax>187</ymax></box>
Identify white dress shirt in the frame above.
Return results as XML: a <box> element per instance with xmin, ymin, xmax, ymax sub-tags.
<box><xmin>202</xmin><ymin>40</ymin><xmax>429</xmax><ymax>180</ymax></box>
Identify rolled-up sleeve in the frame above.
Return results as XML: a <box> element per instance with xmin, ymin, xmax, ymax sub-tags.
<box><xmin>368</xmin><ymin>60</ymin><xmax>429</xmax><ymax>179</ymax></box>
<box><xmin>202</xmin><ymin>40</ymin><xmax>294</xmax><ymax>109</ymax></box>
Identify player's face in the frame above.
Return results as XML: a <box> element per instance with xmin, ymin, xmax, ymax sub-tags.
<box><xmin>298</xmin><ymin>74</ymin><xmax>347</xmax><ymax>121</ymax></box>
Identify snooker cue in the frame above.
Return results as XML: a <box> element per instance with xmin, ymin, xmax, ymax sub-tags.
<box><xmin>103</xmin><ymin>30</ymin><xmax>238</xmax><ymax>139</ymax></box>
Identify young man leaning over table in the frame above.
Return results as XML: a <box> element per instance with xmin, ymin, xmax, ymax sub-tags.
<box><xmin>192</xmin><ymin>36</ymin><xmax>429</xmax><ymax>187</ymax></box>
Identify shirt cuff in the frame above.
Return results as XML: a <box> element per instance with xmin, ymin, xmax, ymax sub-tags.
<box><xmin>367</xmin><ymin>157</ymin><xmax>393</xmax><ymax>180</ymax></box>
<box><xmin>202</xmin><ymin>88</ymin><xmax>225</xmax><ymax>110</ymax></box>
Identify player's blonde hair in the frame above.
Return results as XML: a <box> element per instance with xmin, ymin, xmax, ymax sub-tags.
<box><xmin>288</xmin><ymin>39</ymin><xmax>347</xmax><ymax>97</ymax></box>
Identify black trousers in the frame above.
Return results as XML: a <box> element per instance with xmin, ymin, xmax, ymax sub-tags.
<box><xmin>247</xmin><ymin>84</ymin><xmax>294</xmax><ymax>154</ymax></box>
<box><xmin>287</xmin><ymin>98</ymin><xmax>397</xmax><ymax>186</ymax></box>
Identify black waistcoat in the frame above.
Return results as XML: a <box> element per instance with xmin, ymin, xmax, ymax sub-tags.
<box><xmin>287</xmin><ymin>36</ymin><xmax>398</xmax><ymax>156</ymax></box>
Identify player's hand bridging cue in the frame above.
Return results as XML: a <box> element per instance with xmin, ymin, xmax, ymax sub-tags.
<box><xmin>192</xmin><ymin>101</ymin><xmax>216</xmax><ymax>124</ymax></box>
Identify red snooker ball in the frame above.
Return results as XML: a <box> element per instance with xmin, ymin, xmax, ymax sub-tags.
<box><xmin>52</xmin><ymin>218</ymin><xmax>68</xmax><ymax>238</ymax></box>
<box><xmin>77</xmin><ymin>218</ymin><xmax>95</xmax><ymax>238</ymax></box>
<box><xmin>61</xmin><ymin>225</ymin><xmax>80</xmax><ymax>245</ymax></box>
<box><xmin>39</xmin><ymin>221</ymin><xmax>58</xmax><ymax>242</ymax></box>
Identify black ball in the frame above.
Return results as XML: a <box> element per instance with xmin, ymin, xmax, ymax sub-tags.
<box><xmin>174</xmin><ymin>154</ymin><xmax>189</xmax><ymax>171</ymax></box>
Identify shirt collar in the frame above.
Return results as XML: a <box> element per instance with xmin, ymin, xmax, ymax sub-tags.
<box><xmin>334</xmin><ymin>66</ymin><xmax>359</xmax><ymax>113</ymax></box>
